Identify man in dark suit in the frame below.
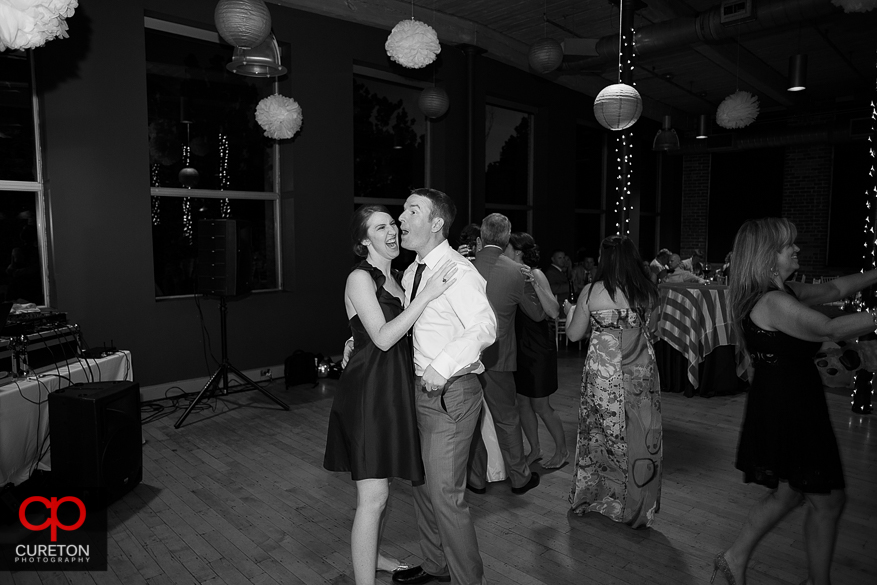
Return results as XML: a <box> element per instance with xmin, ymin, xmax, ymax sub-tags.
<box><xmin>467</xmin><ymin>213</ymin><xmax>543</xmax><ymax>495</ymax></box>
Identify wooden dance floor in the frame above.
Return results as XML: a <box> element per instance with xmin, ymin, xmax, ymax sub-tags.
<box><xmin>3</xmin><ymin>349</ymin><xmax>875</xmax><ymax>584</ymax></box>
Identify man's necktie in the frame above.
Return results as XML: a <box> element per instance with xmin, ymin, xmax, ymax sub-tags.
<box><xmin>409</xmin><ymin>262</ymin><xmax>426</xmax><ymax>303</ymax></box>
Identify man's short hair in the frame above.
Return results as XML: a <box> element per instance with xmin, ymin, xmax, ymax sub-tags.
<box><xmin>410</xmin><ymin>188</ymin><xmax>456</xmax><ymax>238</ymax></box>
<box><xmin>657</xmin><ymin>248</ymin><xmax>671</xmax><ymax>259</ymax></box>
<box><xmin>480</xmin><ymin>213</ymin><xmax>511</xmax><ymax>248</ymax></box>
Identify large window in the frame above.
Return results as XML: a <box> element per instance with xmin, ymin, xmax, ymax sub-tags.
<box><xmin>353</xmin><ymin>69</ymin><xmax>426</xmax><ymax>203</ymax></box>
<box><xmin>352</xmin><ymin>68</ymin><xmax>427</xmax><ymax>269</ymax></box>
<box><xmin>0</xmin><ymin>49</ymin><xmax>47</xmax><ymax>306</ymax></box>
<box><xmin>574</xmin><ymin>124</ymin><xmax>605</xmax><ymax>257</ymax></box>
<box><xmin>146</xmin><ymin>18</ymin><xmax>281</xmax><ymax>298</ymax></box>
<box><xmin>485</xmin><ymin>102</ymin><xmax>533</xmax><ymax>233</ymax></box>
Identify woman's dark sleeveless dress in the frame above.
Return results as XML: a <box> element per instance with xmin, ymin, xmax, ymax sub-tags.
<box><xmin>323</xmin><ymin>261</ymin><xmax>424</xmax><ymax>485</ymax></box>
<box><xmin>736</xmin><ymin>290</ymin><xmax>845</xmax><ymax>493</ymax></box>
<box><xmin>514</xmin><ymin>308</ymin><xmax>558</xmax><ymax>398</ymax></box>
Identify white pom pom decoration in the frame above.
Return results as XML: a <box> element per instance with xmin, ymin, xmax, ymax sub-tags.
<box><xmin>716</xmin><ymin>90</ymin><xmax>760</xmax><ymax>130</ymax></box>
<box><xmin>385</xmin><ymin>19</ymin><xmax>441</xmax><ymax>69</ymax></box>
<box><xmin>255</xmin><ymin>94</ymin><xmax>303</xmax><ymax>140</ymax></box>
<box><xmin>0</xmin><ymin>0</ymin><xmax>78</xmax><ymax>52</ymax></box>
<box><xmin>831</xmin><ymin>0</ymin><xmax>877</xmax><ymax>13</ymax></box>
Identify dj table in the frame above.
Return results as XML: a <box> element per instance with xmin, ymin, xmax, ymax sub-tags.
<box><xmin>0</xmin><ymin>351</ymin><xmax>133</xmax><ymax>486</ymax></box>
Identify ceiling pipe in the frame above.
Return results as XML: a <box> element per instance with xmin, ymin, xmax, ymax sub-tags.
<box><xmin>675</xmin><ymin>121</ymin><xmax>858</xmax><ymax>153</ymax></box>
<box><xmin>560</xmin><ymin>0</ymin><xmax>837</xmax><ymax>72</ymax></box>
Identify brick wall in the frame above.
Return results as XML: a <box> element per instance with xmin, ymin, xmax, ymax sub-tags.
<box><xmin>782</xmin><ymin>144</ymin><xmax>833</xmax><ymax>279</ymax></box>
<box><xmin>680</xmin><ymin>153</ymin><xmax>710</xmax><ymax>259</ymax></box>
<box><xmin>677</xmin><ymin>145</ymin><xmax>838</xmax><ymax>280</ymax></box>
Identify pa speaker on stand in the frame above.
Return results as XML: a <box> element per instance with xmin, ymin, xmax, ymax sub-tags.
<box><xmin>176</xmin><ymin>219</ymin><xmax>289</xmax><ymax>428</ymax></box>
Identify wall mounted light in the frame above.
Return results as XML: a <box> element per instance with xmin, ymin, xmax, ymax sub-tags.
<box><xmin>788</xmin><ymin>54</ymin><xmax>807</xmax><ymax>92</ymax></box>
<box><xmin>227</xmin><ymin>33</ymin><xmax>286</xmax><ymax>77</ymax></box>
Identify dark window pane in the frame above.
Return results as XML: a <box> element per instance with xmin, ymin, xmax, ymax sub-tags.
<box><xmin>575</xmin><ymin>125</ymin><xmax>603</xmax><ymax>210</ymax></box>
<box><xmin>353</xmin><ymin>76</ymin><xmax>426</xmax><ymax>199</ymax></box>
<box><xmin>0</xmin><ymin>51</ymin><xmax>37</xmax><ymax>182</ymax></box>
<box><xmin>485</xmin><ymin>105</ymin><xmax>530</xmax><ymax>206</ymax></box>
<box><xmin>708</xmin><ymin>149</ymin><xmax>783</xmax><ymax>264</ymax></box>
<box><xmin>0</xmin><ymin>191</ymin><xmax>43</xmax><ymax>304</ymax></box>
<box><xmin>152</xmin><ymin>197</ymin><xmax>276</xmax><ymax>297</ymax></box>
<box><xmin>575</xmin><ymin>212</ymin><xmax>603</xmax><ymax>258</ymax></box>
<box><xmin>145</xmin><ymin>28</ymin><xmax>276</xmax><ymax>192</ymax></box>
<box><xmin>639</xmin><ymin>215</ymin><xmax>656</xmax><ymax>261</ymax></box>
<box><xmin>828</xmin><ymin>141</ymin><xmax>870</xmax><ymax>267</ymax></box>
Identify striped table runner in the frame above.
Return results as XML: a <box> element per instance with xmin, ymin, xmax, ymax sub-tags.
<box><xmin>656</xmin><ymin>283</ymin><xmax>750</xmax><ymax>390</ymax></box>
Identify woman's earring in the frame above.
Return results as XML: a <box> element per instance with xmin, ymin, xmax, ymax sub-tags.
<box><xmin>770</xmin><ymin>266</ymin><xmax>779</xmax><ymax>277</ymax></box>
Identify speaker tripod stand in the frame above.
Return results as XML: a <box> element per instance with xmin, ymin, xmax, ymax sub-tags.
<box><xmin>175</xmin><ymin>295</ymin><xmax>289</xmax><ymax>428</ymax></box>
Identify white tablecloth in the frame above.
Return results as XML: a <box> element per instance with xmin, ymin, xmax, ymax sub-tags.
<box><xmin>0</xmin><ymin>351</ymin><xmax>133</xmax><ymax>486</ymax></box>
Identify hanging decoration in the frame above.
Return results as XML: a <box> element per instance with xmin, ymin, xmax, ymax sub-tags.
<box><xmin>385</xmin><ymin>19</ymin><xmax>440</xmax><ymax>69</ymax></box>
<box><xmin>255</xmin><ymin>94</ymin><xmax>303</xmax><ymax>140</ymax></box>
<box><xmin>716</xmin><ymin>90</ymin><xmax>760</xmax><ymax>129</ymax></box>
<box><xmin>528</xmin><ymin>38</ymin><xmax>563</xmax><ymax>74</ymax></box>
<box><xmin>613</xmin><ymin>131</ymin><xmax>635</xmax><ymax>235</ymax></box>
<box><xmin>594</xmin><ymin>83</ymin><xmax>642</xmax><ymax>131</ymax></box>
<box><xmin>219</xmin><ymin>132</ymin><xmax>231</xmax><ymax>218</ymax></box>
<box><xmin>419</xmin><ymin>87</ymin><xmax>449</xmax><ymax>118</ymax></box>
<box><xmin>214</xmin><ymin>0</ymin><xmax>271</xmax><ymax>49</ymax></box>
<box><xmin>0</xmin><ymin>0</ymin><xmax>77</xmax><ymax>52</ymax></box>
<box><xmin>831</xmin><ymin>0</ymin><xmax>877</xmax><ymax>13</ymax></box>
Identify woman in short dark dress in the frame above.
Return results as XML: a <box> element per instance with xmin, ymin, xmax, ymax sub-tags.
<box><xmin>507</xmin><ymin>232</ymin><xmax>568</xmax><ymax>469</ymax></box>
<box><xmin>323</xmin><ymin>205</ymin><xmax>455</xmax><ymax>585</ymax></box>
<box><xmin>716</xmin><ymin>218</ymin><xmax>877</xmax><ymax>585</ymax></box>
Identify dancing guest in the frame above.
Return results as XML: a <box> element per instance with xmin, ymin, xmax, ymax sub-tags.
<box><xmin>323</xmin><ymin>205</ymin><xmax>457</xmax><ymax>585</ymax></box>
<box><xmin>467</xmin><ymin>215</ymin><xmax>542</xmax><ymax>496</ymax></box>
<box><xmin>507</xmin><ymin>232</ymin><xmax>569</xmax><ymax>469</ymax></box>
<box><xmin>564</xmin><ymin>235</ymin><xmax>662</xmax><ymax>528</ymax></box>
<box><xmin>394</xmin><ymin>189</ymin><xmax>497</xmax><ymax>585</ymax></box>
<box><xmin>715</xmin><ymin>218</ymin><xmax>877</xmax><ymax>585</ymax></box>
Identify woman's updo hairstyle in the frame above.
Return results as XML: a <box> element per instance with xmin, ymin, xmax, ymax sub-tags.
<box><xmin>509</xmin><ymin>232</ymin><xmax>540</xmax><ymax>268</ymax></box>
<box><xmin>351</xmin><ymin>204</ymin><xmax>390</xmax><ymax>258</ymax></box>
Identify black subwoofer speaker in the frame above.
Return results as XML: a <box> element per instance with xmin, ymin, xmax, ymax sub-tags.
<box><xmin>48</xmin><ymin>381</ymin><xmax>142</xmax><ymax>501</ymax></box>
<box><xmin>195</xmin><ymin>219</ymin><xmax>253</xmax><ymax>297</ymax></box>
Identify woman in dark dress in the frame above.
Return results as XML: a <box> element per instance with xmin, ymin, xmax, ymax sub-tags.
<box><xmin>507</xmin><ymin>232</ymin><xmax>568</xmax><ymax>469</ymax></box>
<box><xmin>323</xmin><ymin>205</ymin><xmax>456</xmax><ymax>585</ymax></box>
<box><xmin>717</xmin><ymin>218</ymin><xmax>877</xmax><ymax>585</ymax></box>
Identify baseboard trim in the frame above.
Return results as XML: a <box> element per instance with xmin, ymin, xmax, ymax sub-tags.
<box><xmin>139</xmin><ymin>363</ymin><xmax>285</xmax><ymax>403</ymax></box>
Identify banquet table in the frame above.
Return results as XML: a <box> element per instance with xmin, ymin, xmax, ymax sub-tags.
<box><xmin>0</xmin><ymin>350</ymin><xmax>133</xmax><ymax>486</ymax></box>
<box><xmin>654</xmin><ymin>283</ymin><xmax>748</xmax><ymax>397</ymax></box>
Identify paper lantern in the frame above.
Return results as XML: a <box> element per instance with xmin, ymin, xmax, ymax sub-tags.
<box><xmin>716</xmin><ymin>90</ymin><xmax>759</xmax><ymax>129</ymax></box>
<box><xmin>528</xmin><ymin>39</ymin><xmax>563</xmax><ymax>74</ymax></box>
<box><xmin>419</xmin><ymin>87</ymin><xmax>449</xmax><ymax>118</ymax></box>
<box><xmin>178</xmin><ymin>167</ymin><xmax>199</xmax><ymax>188</ymax></box>
<box><xmin>529</xmin><ymin>39</ymin><xmax>563</xmax><ymax>73</ymax></box>
<box><xmin>593</xmin><ymin>83</ymin><xmax>643</xmax><ymax>131</ymax></box>
<box><xmin>214</xmin><ymin>0</ymin><xmax>271</xmax><ymax>49</ymax></box>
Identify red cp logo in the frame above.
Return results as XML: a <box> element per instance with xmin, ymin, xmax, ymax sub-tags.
<box><xmin>19</xmin><ymin>496</ymin><xmax>87</xmax><ymax>542</ymax></box>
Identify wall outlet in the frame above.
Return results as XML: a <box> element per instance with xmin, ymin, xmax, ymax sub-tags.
<box><xmin>260</xmin><ymin>368</ymin><xmax>271</xmax><ymax>378</ymax></box>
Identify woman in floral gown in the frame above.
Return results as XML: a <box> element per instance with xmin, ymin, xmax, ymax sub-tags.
<box><xmin>564</xmin><ymin>235</ymin><xmax>662</xmax><ymax>528</ymax></box>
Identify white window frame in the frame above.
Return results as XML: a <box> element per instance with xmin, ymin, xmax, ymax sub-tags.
<box><xmin>145</xmin><ymin>17</ymin><xmax>283</xmax><ymax>297</ymax></box>
<box><xmin>0</xmin><ymin>51</ymin><xmax>50</xmax><ymax>306</ymax></box>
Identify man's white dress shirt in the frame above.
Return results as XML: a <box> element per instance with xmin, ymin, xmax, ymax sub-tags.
<box><xmin>401</xmin><ymin>240</ymin><xmax>497</xmax><ymax>379</ymax></box>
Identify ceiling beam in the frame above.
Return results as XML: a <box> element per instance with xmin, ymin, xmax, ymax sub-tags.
<box><xmin>269</xmin><ymin>0</ymin><xmax>677</xmax><ymax>121</ymax></box>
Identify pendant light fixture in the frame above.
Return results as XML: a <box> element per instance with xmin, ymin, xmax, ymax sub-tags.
<box><xmin>696</xmin><ymin>114</ymin><xmax>708</xmax><ymax>139</ymax></box>
<box><xmin>787</xmin><ymin>54</ymin><xmax>807</xmax><ymax>91</ymax></box>
<box><xmin>653</xmin><ymin>115</ymin><xmax>680</xmax><ymax>151</ymax></box>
